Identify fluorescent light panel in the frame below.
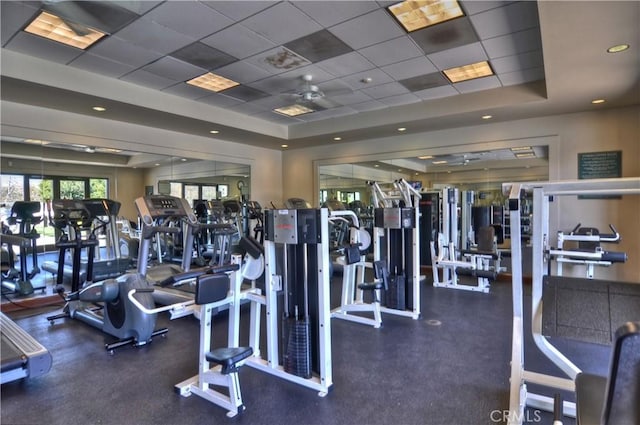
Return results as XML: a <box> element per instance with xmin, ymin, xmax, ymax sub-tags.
<box><xmin>510</xmin><ymin>146</ymin><xmax>532</xmax><ymax>152</ymax></box>
<box><xmin>443</xmin><ymin>61</ymin><xmax>493</xmax><ymax>83</ymax></box>
<box><xmin>187</xmin><ymin>72</ymin><xmax>239</xmax><ymax>92</ymax></box>
<box><xmin>274</xmin><ymin>104</ymin><xmax>315</xmax><ymax>117</ymax></box>
<box><xmin>388</xmin><ymin>0</ymin><xmax>464</xmax><ymax>32</ymax></box>
<box><xmin>432</xmin><ymin>160</ymin><xmax>448</xmax><ymax>165</ymax></box>
<box><xmin>515</xmin><ymin>152</ymin><xmax>536</xmax><ymax>158</ymax></box>
<box><xmin>24</xmin><ymin>11</ymin><xmax>106</xmax><ymax>49</ymax></box>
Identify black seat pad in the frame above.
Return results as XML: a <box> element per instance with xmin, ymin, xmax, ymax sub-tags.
<box><xmin>575</xmin><ymin>372</ymin><xmax>607</xmax><ymax>425</ymax></box>
<box><xmin>205</xmin><ymin>347</ymin><xmax>253</xmax><ymax>374</ymax></box>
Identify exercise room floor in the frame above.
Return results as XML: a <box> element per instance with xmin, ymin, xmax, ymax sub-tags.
<box><xmin>1</xmin><ymin>276</ymin><xmax>610</xmax><ymax>425</ymax></box>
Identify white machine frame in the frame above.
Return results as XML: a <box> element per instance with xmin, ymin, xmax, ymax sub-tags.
<box><xmin>244</xmin><ymin>208</ymin><xmax>333</xmax><ymax>396</ymax></box>
<box><xmin>430</xmin><ymin>188</ymin><xmax>497</xmax><ymax>293</ymax></box>
<box><xmin>330</xmin><ymin>210</ymin><xmax>383</xmax><ymax>328</ymax></box>
<box><xmin>503</xmin><ymin>177</ymin><xmax>640</xmax><ymax>425</ymax></box>
<box><xmin>369</xmin><ymin>179</ymin><xmax>421</xmax><ymax>320</ymax></box>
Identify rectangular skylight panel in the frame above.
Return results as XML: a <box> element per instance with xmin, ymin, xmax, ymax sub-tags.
<box><xmin>187</xmin><ymin>72</ymin><xmax>240</xmax><ymax>92</ymax></box>
<box><xmin>274</xmin><ymin>104</ymin><xmax>315</xmax><ymax>117</ymax></box>
<box><xmin>443</xmin><ymin>61</ymin><xmax>494</xmax><ymax>83</ymax></box>
<box><xmin>24</xmin><ymin>11</ymin><xmax>106</xmax><ymax>50</ymax></box>
<box><xmin>388</xmin><ymin>0</ymin><xmax>464</xmax><ymax>32</ymax></box>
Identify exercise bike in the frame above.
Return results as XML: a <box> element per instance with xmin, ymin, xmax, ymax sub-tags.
<box><xmin>46</xmin><ymin>199</ymin><xmax>167</xmax><ymax>353</ymax></box>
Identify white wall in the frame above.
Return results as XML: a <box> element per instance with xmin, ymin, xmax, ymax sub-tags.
<box><xmin>283</xmin><ymin>106</ymin><xmax>640</xmax><ymax>282</ymax></box>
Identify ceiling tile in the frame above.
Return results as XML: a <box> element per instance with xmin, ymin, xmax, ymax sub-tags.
<box><xmin>359</xmin><ymin>36</ymin><xmax>424</xmax><ymax>67</ymax></box>
<box><xmin>381</xmin><ymin>56</ymin><xmax>438</xmax><ymax>80</ymax></box>
<box><xmin>316</xmin><ymin>52</ymin><xmax>375</xmax><ymax>77</ymax></box>
<box><xmin>360</xmin><ymin>81</ymin><xmax>410</xmax><ymax>99</ymax></box>
<box><xmin>201</xmin><ymin>1</ymin><xmax>277</xmax><ymax>22</ymax></box>
<box><xmin>144</xmin><ymin>1</ymin><xmax>233</xmax><ymax>39</ymax></box>
<box><xmin>161</xmin><ymin>82</ymin><xmax>212</xmax><ymax>100</ymax></box>
<box><xmin>116</xmin><ymin>1</ymin><xmax>162</xmax><ymax>15</ymax></box>
<box><xmin>498</xmin><ymin>66</ymin><xmax>545</xmax><ymax>86</ymax></box>
<box><xmin>378</xmin><ymin>92</ymin><xmax>421</xmax><ymax>106</ymax></box>
<box><xmin>114</xmin><ymin>17</ymin><xmax>195</xmax><ymax>55</ymax></box>
<box><xmin>297</xmin><ymin>106</ymin><xmax>358</xmax><ymax>122</ymax></box>
<box><xmin>491</xmin><ymin>50</ymin><xmax>543</xmax><ymax>74</ymax></box>
<box><xmin>142</xmin><ymin>56</ymin><xmax>206</xmax><ymax>81</ymax></box>
<box><xmin>249</xmin><ymin>95</ymin><xmax>293</xmax><ymax>110</ymax></box>
<box><xmin>329</xmin><ymin>9</ymin><xmax>405</xmax><ymax>50</ymax></box>
<box><xmin>453</xmin><ymin>75</ymin><xmax>501</xmax><ymax>93</ymax></box>
<box><xmin>119</xmin><ymin>69</ymin><xmax>176</xmax><ymax>90</ymax></box>
<box><xmin>341</xmin><ymin>68</ymin><xmax>394</xmax><ymax>89</ymax></box>
<box><xmin>201</xmin><ymin>24</ymin><xmax>276</xmax><ymax>60</ymax></box>
<box><xmin>228</xmin><ymin>102</ymin><xmax>269</xmax><ymax>115</ymax></box>
<box><xmin>246</xmin><ymin>75</ymin><xmax>301</xmax><ymax>95</ymax></box>
<box><xmin>244</xmin><ymin>46</ymin><xmax>311</xmax><ymax>76</ymax></box>
<box><xmin>284</xmin><ymin>30</ymin><xmax>353</xmax><ymax>63</ymax></box>
<box><xmin>291</xmin><ymin>1</ymin><xmax>379</xmax><ymax>27</ymax></box>
<box><xmin>170</xmin><ymin>42</ymin><xmax>237</xmax><ymax>70</ymax></box>
<box><xmin>1</xmin><ymin>1</ymin><xmax>39</xmax><ymax>47</ymax></box>
<box><xmin>253</xmin><ymin>110</ymin><xmax>304</xmax><ymax>124</ymax></box>
<box><xmin>349</xmin><ymin>99</ymin><xmax>387</xmax><ymax>112</ymax></box>
<box><xmin>89</xmin><ymin>36</ymin><xmax>163</xmax><ymax>68</ymax></box>
<box><xmin>413</xmin><ymin>84</ymin><xmax>460</xmax><ymax>100</ymax></box>
<box><xmin>223</xmin><ymin>85</ymin><xmax>270</xmax><ymax>102</ymax></box>
<box><xmin>68</xmin><ymin>53</ymin><xmax>135</xmax><ymax>78</ymax></box>
<box><xmin>42</xmin><ymin>1</ymin><xmax>139</xmax><ymax>34</ymax></box>
<box><xmin>469</xmin><ymin>1</ymin><xmax>539</xmax><ymax>39</ymax></box>
<box><xmin>398</xmin><ymin>72</ymin><xmax>449</xmax><ymax>91</ymax></box>
<box><xmin>196</xmin><ymin>93</ymin><xmax>244</xmax><ymax>108</ymax></box>
<box><xmin>427</xmin><ymin>42</ymin><xmax>488</xmax><ymax>70</ymax></box>
<box><xmin>462</xmin><ymin>1</ymin><xmax>515</xmax><ymax>16</ymax></box>
<box><xmin>329</xmin><ymin>91</ymin><xmax>373</xmax><ymax>106</ymax></box>
<box><xmin>410</xmin><ymin>17</ymin><xmax>479</xmax><ymax>55</ymax></box>
<box><xmin>215</xmin><ymin>60</ymin><xmax>273</xmax><ymax>84</ymax></box>
<box><xmin>482</xmin><ymin>27</ymin><xmax>542</xmax><ymax>59</ymax></box>
<box><xmin>241</xmin><ymin>2</ymin><xmax>322</xmax><ymax>45</ymax></box>
<box><xmin>4</xmin><ymin>32</ymin><xmax>83</xmax><ymax>64</ymax></box>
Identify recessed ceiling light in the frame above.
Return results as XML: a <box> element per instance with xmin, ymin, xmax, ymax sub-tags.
<box><xmin>274</xmin><ymin>104</ymin><xmax>314</xmax><ymax>117</ymax></box>
<box><xmin>397</xmin><ymin>127</ymin><xmax>407</xmax><ymax>132</ymax></box>
<box><xmin>482</xmin><ymin>115</ymin><xmax>492</xmax><ymax>120</ymax></box>
<box><xmin>281</xmin><ymin>144</ymin><xmax>288</xmax><ymax>148</ymax></box>
<box><xmin>483</xmin><ymin>168</ymin><xmax>489</xmax><ymax>171</ymax></box>
<box><xmin>374</xmin><ymin>164</ymin><xmax>380</xmax><ymax>168</ymax></box>
<box><xmin>92</xmin><ymin>106</ymin><xmax>106</xmax><ymax>112</ymax></box>
<box><xmin>591</xmin><ymin>99</ymin><xmax>606</xmax><ymax>104</ymax></box>
<box><xmin>418</xmin><ymin>155</ymin><xmax>434</xmax><ymax>160</ymax></box>
<box><xmin>360</xmin><ymin>77</ymin><xmax>373</xmax><ymax>84</ymax></box>
<box><xmin>180</xmin><ymin>158</ymin><xmax>187</xmax><ymax>162</ymax></box>
<box><xmin>24</xmin><ymin>11</ymin><xmax>106</xmax><ymax>50</ymax></box>
<box><xmin>415</xmin><ymin>172</ymin><xmax>420</xmax><ymax>176</ymax></box>
<box><xmin>443</xmin><ymin>61</ymin><xmax>494</xmax><ymax>83</ymax></box>
<box><xmin>432</xmin><ymin>160</ymin><xmax>448</xmax><ymax>165</ymax></box>
<box><xmin>187</xmin><ymin>72</ymin><xmax>239</xmax><ymax>93</ymax></box>
<box><xmin>209</xmin><ymin>130</ymin><xmax>219</xmax><ymax>134</ymax></box>
<box><xmin>516</xmin><ymin>152</ymin><xmax>536</xmax><ymax>158</ymax></box>
<box><xmin>24</xmin><ymin>139</ymin><xmax>50</xmax><ymax>145</ymax></box>
<box><xmin>333</xmin><ymin>137</ymin><xmax>342</xmax><ymax>141</ymax></box>
<box><xmin>398</xmin><ymin>169</ymin><xmax>403</xmax><ymax>172</ymax></box>
<box><xmin>607</xmin><ymin>44</ymin><xmax>630</xmax><ymax>53</ymax></box>
<box><xmin>388</xmin><ymin>0</ymin><xmax>464</xmax><ymax>32</ymax></box>
<box><xmin>154</xmin><ymin>163</ymin><xmax>160</xmax><ymax>166</ymax></box>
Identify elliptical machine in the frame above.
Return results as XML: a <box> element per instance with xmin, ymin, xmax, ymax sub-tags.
<box><xmin>46</xmin><ymin>199</ymin><xmax>166</xmax><ymax>353</ymax></box>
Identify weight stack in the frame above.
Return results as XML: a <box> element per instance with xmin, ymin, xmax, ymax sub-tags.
<box><xmin>283</xmin><ymin>316</ymin><xmax>312</xmax><ymax>379</ymax></box>
<box><xmin>385</xmin><ymin>274</ymin><xmax>406</xmax><ymax>311</ymax></box>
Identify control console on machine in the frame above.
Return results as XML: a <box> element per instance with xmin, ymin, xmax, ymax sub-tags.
<box><xmin>134</xmin><ymin>195</ymin><xmax>198</xmax><ymax>226</ymax></box>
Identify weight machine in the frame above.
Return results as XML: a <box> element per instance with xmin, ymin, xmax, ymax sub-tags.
<box><xmin>552</xmin><ymin>223</ymin><xmax>627</xmax><ymax>279</ymax></box>
<box><xmin>503</xmin><ymin>177</ymin><xmax>640</xmax><ymax>425</ymax></box>
<box><xmin>430</xmin><ymin>188</ymin><xmax>501</xmax><ymax>293</ymax></box>
<box><xmin>244</xmin><ymin>207</ymin><xmax>333</xmax><ymax>395</ymax></box>
<box><xmin>367</xmin><ymin>179</ymin><xmax>421</xmax><ymax>320</ymax></box>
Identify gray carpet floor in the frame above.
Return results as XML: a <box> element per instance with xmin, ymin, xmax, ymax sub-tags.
<box><xmin>1</xmin><ymin>276</ymin><xmax>610</xmax><ymax>425</ymax></box>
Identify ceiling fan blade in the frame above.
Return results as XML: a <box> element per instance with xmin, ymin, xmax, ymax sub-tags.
<box><xmin>312</xmin><ymin>97</ymin><xmax>341</xmax><ymax>109</ymax></box>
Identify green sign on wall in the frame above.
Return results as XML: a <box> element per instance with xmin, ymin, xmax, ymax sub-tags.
<box><xmin>578</xmin><ymin>150</ymin><xmax>622</xmax><ymax>199</ymax></box>
<box><xmin>578</xmin><ymin>150</ymin><xmax>622</xmax><ymax>179</ymax></box>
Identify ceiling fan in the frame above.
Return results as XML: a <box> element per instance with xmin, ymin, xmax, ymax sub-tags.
<box><xmin>285</xmin><ymin>75</ymin><xmax>344</xmax><ymax>110</ymax></box>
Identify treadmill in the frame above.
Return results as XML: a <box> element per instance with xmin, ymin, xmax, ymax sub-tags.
<box><xmin>1</xmin><ymin>312</ymin><xmax>52</xmax><ymax>384</ymax></box>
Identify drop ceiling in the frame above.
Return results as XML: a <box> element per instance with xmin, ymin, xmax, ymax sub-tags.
<box><xmin>1</xmin><ymin>0</ymin><xmax>639</xmax><ymax>152</ymax></box>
